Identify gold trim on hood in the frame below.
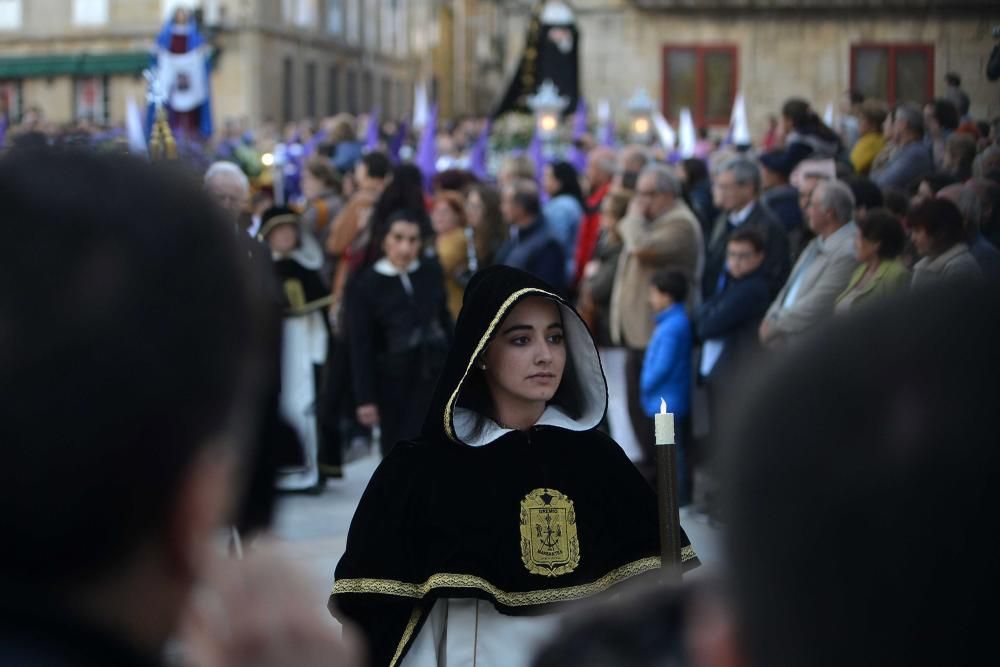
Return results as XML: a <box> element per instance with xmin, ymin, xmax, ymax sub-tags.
<box><xmin>442</xmin><ymin>287</ymin><xmax>559</xmax><ymax>444</ymax></box>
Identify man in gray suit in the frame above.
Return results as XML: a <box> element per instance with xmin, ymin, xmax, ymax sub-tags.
<box><xmin>703</xmin><ymin>156</ymin><xmax>790</xmax><ymax>300</ymax></box>
<box><xmin>760</xmin><ymin>180</ymin><xmax>859</xmax><ymax>348</ymax></box>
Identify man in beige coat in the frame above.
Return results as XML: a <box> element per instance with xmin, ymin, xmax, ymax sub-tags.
<box><xmin>760</xmin><ymin>180</ymin><xmax>859</xmax><ymax>348</ymax></box>
<box><xmin>610</xmin><ymin>163</ymin><xmax>703</xmax><ymax>452</ymax></box>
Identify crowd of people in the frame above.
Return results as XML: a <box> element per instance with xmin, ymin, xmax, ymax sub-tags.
<box><xmin>3</xmin><ymin>71</ymin><xmax>999</xmax><ymax>666</ymax></box>
<box><xmin>194</xmin><ymin>75</ymin><xmax>1000</xmax><ymax>510</ymax></box>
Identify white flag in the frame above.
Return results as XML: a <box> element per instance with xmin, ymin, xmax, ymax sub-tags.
<box><xmin>823</xmin><ymin>103</ymin><xmax>835</xmax><ymax>127</ymax></box>
<box><xmin>413</xmin><ymin>80</ymin><xmax>429</xmax><ymax>130</ymax></box>
<box><xmin>730</xmin><ymin>93</ymin><xmax>751</xmax><ymax>146</ymax></box>
<box><xmin>126</xmin><ymin>95</ymin><xmax>147</xmax><ymax>157</ymax></box>
<box><xmin>156</xmin><ymin>49</ymin><xmax>208</xmax><ymax>113</ymax></box>
<box><xmin>652</xmin><ymin>110</ymin><xmax>676</xmax><ymax>150</ymax></box>
<box><xmin>679</xmin><ymin>108</ymin><xmax>696</xmax><ymax>158</ymax></box>
<box><xmin>597</xmin><ymin>99</ymin><xmax>611</xmax><ymax>124</ymax></box>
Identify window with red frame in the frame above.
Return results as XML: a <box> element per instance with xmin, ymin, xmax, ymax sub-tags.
<box><xmin>661</xmin><ymin>45</ymin><xmax>738</xmax><ymax>128</ymax></box>
<box><xmin>851</xmin><ymin>44</ymin><xmax>934</xmax><ymax>107</ymax></box>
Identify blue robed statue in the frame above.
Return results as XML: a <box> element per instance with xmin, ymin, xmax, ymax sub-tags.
<box><xmin>148</xmin><ymin>7</ymin><xmax>213</xmax><ymax>141</ymax></box>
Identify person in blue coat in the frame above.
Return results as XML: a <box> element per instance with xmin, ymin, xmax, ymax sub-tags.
<box><xmin>639</xmin><ymin>270</ymin><xmax>693</xmax><ymax>503</ymax></box>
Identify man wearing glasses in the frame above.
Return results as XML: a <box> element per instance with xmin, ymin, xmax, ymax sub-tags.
<box><xmin>609</xmin><ymin>163</ymin><xmax>702</xmax><ymax>481</ymax></box>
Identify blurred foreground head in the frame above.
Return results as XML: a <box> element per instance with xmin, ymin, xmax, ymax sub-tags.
<box><xmin>722</xmin><ymin>285</ymin><xmax>999</xmax><ymax>666</ymax></box>
<box><xmin>0</xmin><ymin>151</ymin><xmax>264</xmax><ymax>625</ymax></box>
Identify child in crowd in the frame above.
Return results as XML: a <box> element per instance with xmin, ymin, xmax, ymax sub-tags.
<box><xmin>640</xmin><ymin>269</ymin><xmax>693</xmax><ymax>504</ymax></box>
<box><xmin>259</xmin><ymin>206</ymin><xmax>331</xmax><ymax>491</ymax></box>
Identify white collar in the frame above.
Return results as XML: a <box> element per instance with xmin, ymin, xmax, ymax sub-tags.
<box><xmin>453</xmin><ymin>404</ymin><xmax>595</xmax><ymax>448</ymax></box>
<box><xmin>374</xmin><ymin>258</ymin><xmax>420</xmax><ymax>276</ymax></box>
<box><xmin>728</xmin><ymin>201</ymin><xmax>755</xmax><ymax>226</ymax></box>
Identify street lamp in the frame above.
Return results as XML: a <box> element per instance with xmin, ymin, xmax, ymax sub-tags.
<box><xmin>527</xmin><ymin>79</ymin><xmax>570</xmax><ymax>142</ymax></box>
<box><xmin>627</xmin><ymin>88</ymin><xmax>655</xmax><ymax>144</ymax></box>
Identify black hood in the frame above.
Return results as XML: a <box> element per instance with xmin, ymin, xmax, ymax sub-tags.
<box><xmin>420</xmin><ymin>265</ymin><xmax>608</xmax><ymax>445</ymax></box>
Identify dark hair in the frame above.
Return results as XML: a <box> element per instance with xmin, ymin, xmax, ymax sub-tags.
<box><xmin>510</xmin><ymin>179</ymin><xmax>542</xmax><ymax>217</ymax></box>
<box><xmin>374</xmin><ymin>208</ymin><xmax>431</xmax><ymax>254</ymax></box>
<box><xmin>305</xmin><ymin>156</ymin><xmax>341</xmax><ymax>192</ymax></box>
<box><xmin>929</xmin><ymin>98</ymin><xmax>960</xmax><ymax>132</ymax></box>
<box><xmin>361</xmin><ymin>150</ymin><xmax>391</xmax><ymax>179</ymax></box>
<box><xmin>651</xmin><ymin>269</ymin><xmax>688</xmax><ymax>303</ymax></box>
<box><xmin>722</xmin><ymin>285</ymin><xmax>1000</xmax><ymax>667</ymax></box>
<box><xmin>848</xmin><ymin>89</ymin><xmax>865</xmax><ymax>105</ymax></box>
<box><xmin>547</xmin><ymin>160</ymin><xmax>587</xmax><ymax>209</ymax></box>
<box><xmin>466</xmin><ymin>184</ymin><xmax>507</xmax><ymax>266</ymax></box>
<box><xmin>907</xmin><ymin>197</ymin><xmax>966</xmax><ymax>252</ymax></box>
<box><xmin>857</xmin><ymin>208</ymin><xmax>906</xmax><ymax>259</ymax></box>
<box><xmin>844</xmin><ymin>176</ymin><xmax>884</xmax><ymax>211</ymax></box>
<box><xmin>0</xmin><ymin>150</ymin><xmax>261</xmax><ymax>587</ymax></box>
<box><xmin>781</xmin><ymin>98</ymin><xmax>840</xmax><ymax>145</ymax></box>
<box><xmin>681</xmin><ymin>158</ymin><xmax>709</xmax><ymax>188</ymax></box>
<box><xmin>881</xmin><ymin>188</ymin><xmax>911</xmax><ymax>218</ymax></box>
<box><xmin>432</xmin><ymin>168</ymin><xmax>478</xmax><ymax>193</ymax></box>
<box><xmin>364</xmin><ymin>163</ymin><xmax>432</xmax><ymax>267</ymax></box>
<box><xmin>782</xmin><ymin>98</ymin><xmax>812</xmax><ymax>128</ymax></box>
<box><xmin>728</xmin><ymin>226</ymin><xmax>766</xmax><ymax>254</ymax></box>
<box><xmin>945</xmin><ymin>71</ymin><xmax>961</xmax><ymax>87</ymax></box>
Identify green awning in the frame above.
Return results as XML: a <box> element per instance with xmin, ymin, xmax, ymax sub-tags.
<box><xmin>0</xmin><ymin>52</ymin><xmax>149</xmax><ymax>79</ymax></box>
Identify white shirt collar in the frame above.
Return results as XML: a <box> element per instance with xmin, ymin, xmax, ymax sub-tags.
<box><xmin>728</xmin><ymin>201</ymin><xmax>756</xmax><ymax>226</ymax></box>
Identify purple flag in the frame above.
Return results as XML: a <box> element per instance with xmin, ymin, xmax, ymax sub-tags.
<box><xmin>600</xmin><ymin>116</ymin><xmax>615</xmax><ymax>148</ymax></box>
<box><xmin>415</xmin><ymin>103</ymin><xmax>438</xmax><ymax>193</ymax></box>
<box><xmin>529</xmin><ymin>126</ymin><xmax>549</xmax><ymax>203</ymax></box>
<box><xmin>0</xmin><ymin>112</ymin><xmax>7</xmax><ymax>150</ymax></box>
<box><xmin>388</xmin><ymin>120</ymin><xmax>408</xmax><ymax>164</ymax></box>
<box><xmin>469</xmin><ymin>119</ymin><xmax>491</xmax><ymax>181</ymax></box>
<box><xmin>566</xmin><ymin>98</ymin><xmax>588</xmax><ymax>174</ymax></box>
<box><xmin>364</xmin><ymin>108</ymin><xmax>380</xmax><ymax>152</ymax></box>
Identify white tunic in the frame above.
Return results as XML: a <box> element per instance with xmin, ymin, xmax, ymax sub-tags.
<box><xmin>402</xmin><ymin>599</ymin><xmax>562</xmax><ymax>667</ymax></box>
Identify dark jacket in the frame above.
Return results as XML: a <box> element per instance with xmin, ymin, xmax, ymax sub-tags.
<box><xmin>761</xmin><ymin>184</ymin><xmax>803</xmax><ymax>233</ymax></box>
<box><xmin>494</xmin><ymin>215</ymin><xmax>567</xmax><ymax>295</ymax></box>
<box><xmin>330</xmin><ymin>266</ymin><xmax>698</xmax><ymax>667</ymax></box>
<box><xmin>583</xmin><ymin>232</ymin><xmax>623</xmax><ymax>346</ymax></box>
<box><xmin>703</xmin><ymin>201</ymin><xmax>791</xmax><ymax>300</ymax></box>
<box><xmin>346</xmin><ymin>258</ymin><xmax>452</xmax><ymax>450</ymax></box>
<box><xmin>687</xmin><ymin>179</ymin><xmax>719</xmax><ymax>240</ymax></box>
<box><xmin>695</xmin><ymin>267</ymin><xmax>770</xmax><ymax>383</ymax></box>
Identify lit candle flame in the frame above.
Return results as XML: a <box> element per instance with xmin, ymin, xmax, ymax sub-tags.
<box><xmin>660</xmin><ymin>397</ymin><xmax>667</xmax><ymax>414</ymax></box>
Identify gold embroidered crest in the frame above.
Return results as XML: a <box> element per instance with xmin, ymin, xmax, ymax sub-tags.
<box><xmin>519</xmin><ymin>488</ymin><xmax>580</xmax><ymax>577</ymax></box>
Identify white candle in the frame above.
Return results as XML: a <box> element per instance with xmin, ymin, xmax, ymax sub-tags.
<box><xmin>655</xmin><ymin>397</ymin><xmax>675</xmax><ymax>445</ymax></box>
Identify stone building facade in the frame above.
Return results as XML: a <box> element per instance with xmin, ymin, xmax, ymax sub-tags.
<box><xmin>501</xmin><ymin>0</ymin><xmax>1000</xmax><ymax>140</ymax></box>
<box><xmin>0</xmin><ymin>0</ymin><xmax>517</xmax><ymax>129</ymax></box>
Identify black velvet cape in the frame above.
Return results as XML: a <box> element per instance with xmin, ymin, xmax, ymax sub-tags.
<box><xmin>329</xmin><ymin>266</ymin><xmax>698</xmax><ymax>667</ymax></box>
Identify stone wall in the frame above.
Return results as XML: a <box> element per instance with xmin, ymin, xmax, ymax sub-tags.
<box><xmin>571</xmin><ymin>2</ymin><xmax>1000</xmax><ymax>140</ymax></box>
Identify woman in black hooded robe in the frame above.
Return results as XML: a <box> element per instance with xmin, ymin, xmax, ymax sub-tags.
<box><xmin>330</xmin><ymin>265</ymin><xmax>698</xmax><ymax>667</ymax></box>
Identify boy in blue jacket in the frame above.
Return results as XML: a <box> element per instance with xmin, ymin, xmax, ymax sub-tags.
<box><xmin>639</xmin><ymin>269</ymin><xmax>692</xmax><ymax>504</ymax></box>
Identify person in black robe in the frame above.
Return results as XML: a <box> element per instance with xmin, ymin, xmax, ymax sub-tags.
<box><xmin>330</xmin><ymin>265</ymin><xmax>698</xmax><ymax>667</ymax></box>
<box><xmin>259</xmin><ymin>206</ymin><xmax>332</xmax><ymax>491</ymax></box>
<box><xmin>346</xmin><ymin>209</ymin><xmax>452</xmax><ymax>457</ymax></box>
